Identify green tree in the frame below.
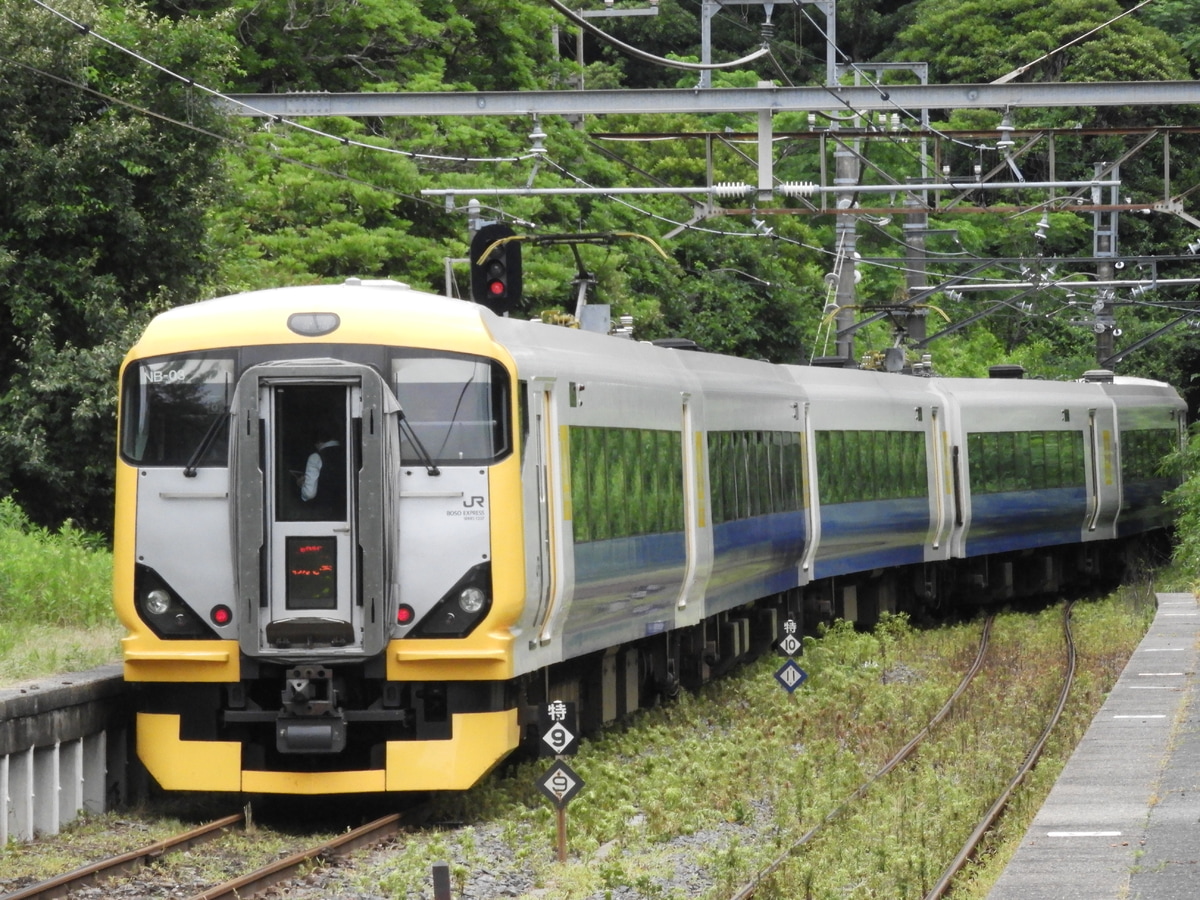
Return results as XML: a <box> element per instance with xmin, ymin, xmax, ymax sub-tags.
<box><xmin>1141</xmin><ymin>0</ymin><xmax>1200</xmax><ymax>77</ymax></box>
<box><xmin>219</xmin><ymin>0</ymin><xmax>558</xmax><ymax>93</ymax></box>
<box><xmin>0</xmin><ymin>0</ymin><xmax>237</xmax><ymax>531</ymax></box>
<box><xmin>891</xmin><ymin>0</ymin><xmax>1187</xmax><ymax>85</ymax></box>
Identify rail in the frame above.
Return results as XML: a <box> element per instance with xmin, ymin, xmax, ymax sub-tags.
<box><xmin>2</xmin><ymin>813</ymin><xmax>244</xmax><ymax>900</ymax></box>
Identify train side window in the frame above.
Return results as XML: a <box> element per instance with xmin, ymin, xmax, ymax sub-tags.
<box><xmin>518</xmin><ymin>380</ymin><xmax>529</xmax><ymax>465</ymax></box>
<box><xmin>968</xmin><ymin>430</ymin><xmax>1087</xmax><ymax>495</ymax></box>
<box><xmin>1122</xmin><ymin>428</ymin><xmax>1179</xmax><ymax>483</ymax></box>
<box><xmin>390</xmin><ymin>351</ymin><xmax>511</xmax><ymax>466</ymax></box>
<box><xmin>119</xmin><ymin>354</ymin><xmax>235</xmax><ymax>467</ymax></box>
<box><xmin>815</xmin><ymin>430</ymin><xmax>927</xmax><ymax>505</ymax></box>
<box><xmin>568</xmin><ymin>426</ymin><xmax>683</xmax><ymax>541</ymax></box>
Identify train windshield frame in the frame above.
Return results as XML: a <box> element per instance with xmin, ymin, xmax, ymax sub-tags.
<box><xmin>120</xmin><ymin>353</ymin><xmax>235</xmax><ymax>467</ymax></box>
<box><xmin>390</xmin><ymin>349</ymin><xmax>512</xmax><ymax>466</ymax></box>
<box><xmin>119</xmin><ymin>345</ymin><xmax>512</xmax><ymax>469</ymax></box>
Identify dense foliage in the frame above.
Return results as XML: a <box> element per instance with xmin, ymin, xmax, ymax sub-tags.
<box><xmin>2</xmin><ymin>0</ymin><xmax>1199</xmax><ymax>532</ymax></box>
<box><xmin>0</xmin><ymin>0</ymin><xmax>237</xmax><ymax>530</ymax></box>
<box><xmin>0</xmin><ymin>495</ymin><xmax>117</xmax><ymax>683</ymax></box>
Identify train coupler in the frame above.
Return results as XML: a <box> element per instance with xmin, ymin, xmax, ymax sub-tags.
<box><xmin>277</xmin><ymin>666</ymin><xmax>347</xmax><ymax>754</ymax></box>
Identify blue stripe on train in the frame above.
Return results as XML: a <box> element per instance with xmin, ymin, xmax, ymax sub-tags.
<box><xmin>964</xmin><ymin>487</ymin><xmax>1086</xmax><ymax>556</ymax></box>
<box><xmin>1118</xmin><ymin>478</ymin><xmax>1176</xmax><ymax>537</ymax></box>
<box><xmin>565</xmin><ymin>532</ymin><xmax>687</xmax><ymax>656</ymax></box>
<box><xmin>813</xmin><ymin>497</ymin><xmax>929</xmax><ymax>579</ymax></box>
<box><xmin>708</xmin><ymin>510</ymin><xmax>806</xmax><ymax>611</ymax></box>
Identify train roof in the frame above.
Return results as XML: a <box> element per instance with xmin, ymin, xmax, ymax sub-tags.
<box><xmin>125</xmin><ymin>281</ymin><xmax>1186</xmax><ymax>416</ymax></box>
<box><xmin>124</xmin><ymin>280</ymin><xmax>505</xmax><ymax>362</ymax></box>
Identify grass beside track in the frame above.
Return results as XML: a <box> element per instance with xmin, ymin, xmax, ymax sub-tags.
<box><xmin>0</xmin><ymin>496</ymin><xmax>120</xmax><ymax>687</ymax></box>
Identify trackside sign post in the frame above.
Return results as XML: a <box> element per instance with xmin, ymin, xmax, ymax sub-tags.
<box><xmin>774</xmin><ymin>618</ymin><xmax>808</xmax><ymax>693</ymax></box>
<box><xmin>536</xmin><ymin>700</ymin><xmax>583</xmax><ymax>862</ymax></box>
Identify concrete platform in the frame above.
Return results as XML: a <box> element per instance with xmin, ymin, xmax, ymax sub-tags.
<box><xmin>0</xmin><ymin>664</ymin><xmax>133</xmax><ymax>844</ymax></box>
<box><xmin>987</xmin><ymin>592</ymin><xmax>1200</xmax><ymax>900</ymax></box>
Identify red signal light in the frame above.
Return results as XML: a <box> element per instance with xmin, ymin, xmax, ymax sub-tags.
<box><xmin>211</xmin><ymin>605</ymin><xmax>233</xmax><ymax>626</ymax></box>
<box><xmin>397</xmin><ymin>604</ymin><xmax>415</xmax><ymax>625</ymax></box>
<box><xmin>488</xmin><ymin>280</ymin><xmax>506</xmax><ymax>296</ymax></box>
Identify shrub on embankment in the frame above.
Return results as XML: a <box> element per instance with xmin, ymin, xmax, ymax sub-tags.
<box><xmin>0</xmin><ymin>496</ymin><xmax>118</xmax><ymax>684</ymax></box>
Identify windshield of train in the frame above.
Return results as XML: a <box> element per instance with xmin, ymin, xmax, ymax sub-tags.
<box><xmin>390</xmin><ymin>350</ymin><xmax>511</xmax><ymax>465</ymax></box>
<box><xmin>120</xmin><ymin>354</ymin><xmax>234</xmax><ymax>467</ymax></box>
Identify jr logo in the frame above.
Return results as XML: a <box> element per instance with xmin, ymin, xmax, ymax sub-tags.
<box><xmin>463</xmin><ymin>496</ymin><xmax>485</xmax><ymax>508</ymax></box>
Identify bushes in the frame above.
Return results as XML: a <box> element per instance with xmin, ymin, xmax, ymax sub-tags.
<box><xmin>0</xmin><ymin>496</ymin><xmax>112</xmax><ymax>627</ymax></box>
<box><xmin>1166</xmin><ymin>424</ymin><xmax>1200</xmax><ymax>589</ymax></box>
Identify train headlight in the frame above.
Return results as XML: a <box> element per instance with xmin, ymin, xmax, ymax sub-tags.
<box><xmin>134</xmin><ymin>565</ymin><xmax>220</xmax><ymax>639</ymax></box>
<box><xmin>145</xmin><ymin>589</ymin><xmax>172</xmax><ymax>616</ymax></box>
<box><xmin>458</xmin><ymin>586</ymin><xmax>487</xmax><ymax>615</ymax></box>
<box><xmin>408</xmin><ymin>562</ymin><xmax>492</xmax><ymax>638</ymax></box>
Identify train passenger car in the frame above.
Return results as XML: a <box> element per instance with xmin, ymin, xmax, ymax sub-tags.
<box><xmin>114</xmin><ymin>279</ymin><xmax>1185</xmax><ymax>795</ymax></box>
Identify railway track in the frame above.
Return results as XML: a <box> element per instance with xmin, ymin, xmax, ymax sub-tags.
<box><xmin>0</xmin><ymin>596</ymin><xmax>1122</xmax><ymax>900</ymax></box>
<box><xmin>1</xmin><ymin>811</ymin><xmax>410</xmax><ymax>900</ymax></box>
<box><xmin>1</xmin><ymin>812</ymin><xmax>245</xmax><ymax>900</ymax></box>
<box><xmin>725</xmin><ymin>603</ymin><xmax>1079</xmax><ymax>900</ymax></box>
<box><xmin>184</xmin><ymin>812</ymin><xmax>406</xmax><ymax>900</ymax></box>
<box><xmin>922</xmin><ymin>600</ymin><xmax>1078</xmax><ymax>900</ymax></box>
<box><xmin>725</xmin><ymin>614</ymin><xmax>996</xmax><ymax>900</ymax></box>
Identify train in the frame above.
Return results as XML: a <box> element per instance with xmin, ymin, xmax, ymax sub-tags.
<box><xmin>114</xmin><ymin>278</ymin><xmax>1186</xmax><ymax>795</ymax></box>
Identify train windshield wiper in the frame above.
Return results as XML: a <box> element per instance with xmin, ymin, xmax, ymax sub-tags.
<box><xmin>183</xmin><ymin>408</ymin><xmax>229</xmax><ymax>478</ymax></box>
<box><xmin>399</xmin><ymin>409</ymin><xmax>441</xmax><ymax>476</ymax></box>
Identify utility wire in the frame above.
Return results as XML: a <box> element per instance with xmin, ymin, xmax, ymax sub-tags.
<box><xmin>0</xmin><ymin>51</ymin><xmax>443</xmax><ymax>210</ymax></box>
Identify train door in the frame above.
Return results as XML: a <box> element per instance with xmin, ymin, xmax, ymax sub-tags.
<box><xmin>231</xmin><ymin>362</ymin><xmax>399</xmax><ymax>659</ymax></box>
<box><xmin>925</xmin><ymin>382</ymin><xmax>964</xmax><ymax>560</ymax></box>
<box><xmin>527</xmin><ymin>378</ymin><xmax>569</xmax><ymax>647</ymax></box>
<box><xmin>263</xmin><ymin>383</ymin><xmax>357</xmax><ymax>646</ymax></box>
<box><xmin>1086</xmin><ymin>405</ymin><xmax>1121</xmax><ymax>538</ymax></box>
<box><xmin>799</xmin><ymin>400</ymin><xmax>821</xmax><ymax>578</ymax></box>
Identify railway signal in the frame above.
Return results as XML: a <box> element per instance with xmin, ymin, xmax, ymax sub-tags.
<box><xmin>470</xmin><ymin>222</ymin><xmax>522</xmax><ymax>313</ymax></box>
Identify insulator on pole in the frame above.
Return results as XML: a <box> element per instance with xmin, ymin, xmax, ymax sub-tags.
<box><xmin>711</xmin><ymin>182</ymin><xmax>752</xmax><ymax>198</ymax></box>
<box><xmin>779</xmin><ymin>181</ymin><xmax>818</xmax><ymax>198</ymax></box>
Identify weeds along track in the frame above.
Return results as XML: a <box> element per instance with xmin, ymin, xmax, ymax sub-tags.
<box><xmin>182</xmin><ymin>812</ymin><xmax>407</xmax><ymax>900</ymax></box>
<box><xmin>726</xmin><ymin>603</ymin><xmax>1080</xmax><ymax>900</ymax></box>
<box><xmin>1</xmin><ymin>812</ymin><xmax>246</xmax><ymax>900</ymax></box>
<box><xmin>1</xmin><ymin>811</ymin><xmax>412</xmax><ymax>900</ymax></box>
<box><xmin>921</xmin><ymin>601</ymin><xmax>1078</xmax><ymax>900</ymax></box>
<box><xmin>724</xmin><ymin>615</ymin><xmax>997</xmax><ymax>900</ymax></box>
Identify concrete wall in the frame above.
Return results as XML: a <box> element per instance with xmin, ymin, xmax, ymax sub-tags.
<box><xmin>1</xmin><ymin>665</ymin><xmax>135</xmax><ymax>844</ymax></box>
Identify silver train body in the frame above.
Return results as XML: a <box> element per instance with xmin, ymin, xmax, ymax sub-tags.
<box><xmin>114</xmin><ymin>281</ymin><xmax>1186</xmax><ymax>793</ymax></box>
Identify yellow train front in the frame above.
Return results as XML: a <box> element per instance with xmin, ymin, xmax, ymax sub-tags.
<box><xmin>115</xmin><ymin>280</ymin><xmax>526</xmax><ymax>794</ymax></box>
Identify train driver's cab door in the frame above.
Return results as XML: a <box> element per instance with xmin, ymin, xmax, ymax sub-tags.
<box><xmin>264</xmin><ymin>382</ymin><xmax>358</xmax><ymax>648</ymax></box>
<box><xmin>232</xmin><ymin>362</ymin><xmax>399</xmax><ymax>660</ymax></box>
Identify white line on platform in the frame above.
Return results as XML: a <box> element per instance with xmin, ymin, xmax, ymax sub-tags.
<box><xmin>1046</xmin><ymin>831</ymin><xmax>1122</xmax><ymax>837</ymax></box>
<box><xmin>1113</xmin><ymin>714</ymin><xmax>1167</xmax><ymax>718</ymax></box>
<box><xmin>1137</xmin><ymin>673</ymin><xmax>1184</xmax><ymax>676</ymax></box>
